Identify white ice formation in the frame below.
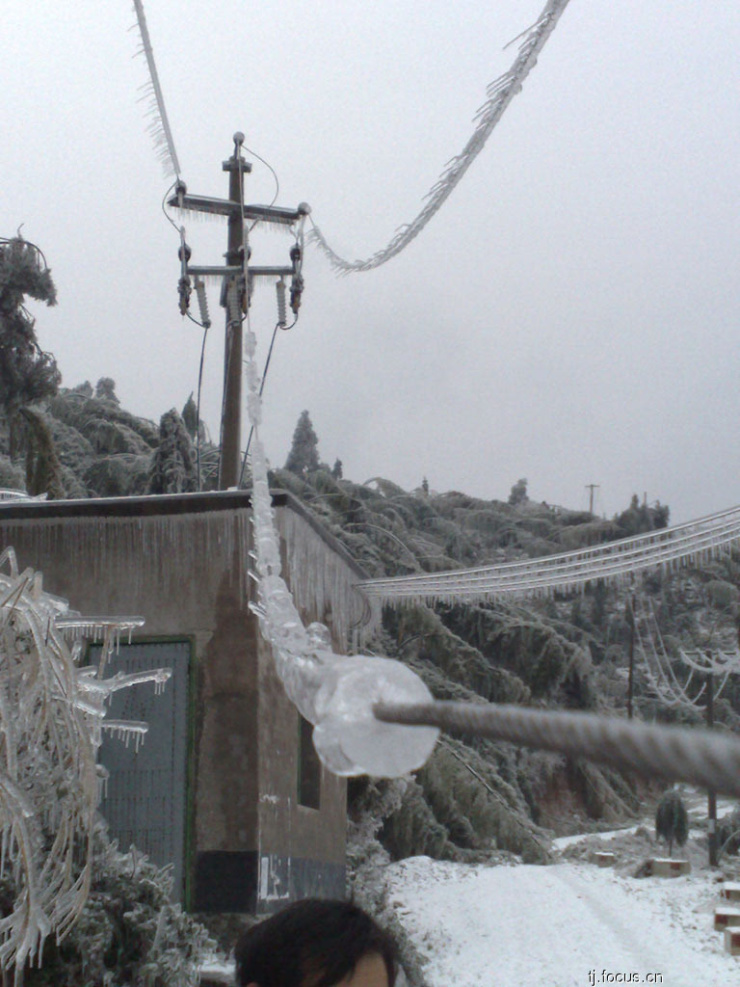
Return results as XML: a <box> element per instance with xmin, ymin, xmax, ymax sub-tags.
<box><xmin>0</xmin><ymin>547</ymin><xmax>168</xmax><ymax>981</ymax></box>
<box><xmin>244</xmin><ymin>324</ymin><xmax>438</xmax><ymax>777</ymax></box>
<box><xmin>310</xmin><ymin>0</ymin><xmax>572</xmax><ymax>272</ymax></box>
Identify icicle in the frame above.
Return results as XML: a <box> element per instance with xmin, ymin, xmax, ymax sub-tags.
<box><xmin>1</xmin><ymin>512</ymin><xmax>255</xmax><ymax>616</ymax></box>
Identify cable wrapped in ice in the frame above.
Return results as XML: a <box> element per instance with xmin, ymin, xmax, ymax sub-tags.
<box><xmin>309</xmin><ymin>0</ymin><xmax>571</xmax><ymax>273</ymax></box>
<box><xmin>243</xmin><ymin>323</ymin><xmax>438</xmax><ymax>776</ymax></box>
<box><xmin>360</xmin><ymin>504</ymin><xmax>740</xmax><ymax>606</ymax></box>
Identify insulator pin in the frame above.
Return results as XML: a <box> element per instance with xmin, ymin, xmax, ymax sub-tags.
<box><xmin>276</xmin><ymin>279</ymin><xmax>288</xmax><ymax>327</ymax></box>
<box><xmin>194</xmin><ymin>277</ymin><xmax>211</xmax><ymax>328</ymax></box>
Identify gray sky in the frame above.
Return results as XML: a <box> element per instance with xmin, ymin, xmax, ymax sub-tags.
<box><xmin>3</xmin><ymin>1</ymin><xmax>739</xmax><ymax>523</ymax></box>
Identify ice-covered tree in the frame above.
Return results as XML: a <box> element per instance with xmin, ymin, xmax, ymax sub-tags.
<box><xmin>21</xmin><ymin>837</ymin><xmax>211</xmax><ymax>987</ymax></box>
<box><xmin>0</xmin><ymin>237</ymin><xmax>60</xmax><ymax>459</ymax></box>
<box><xmin>285</xmin><ymin>410</ymin><xmax>320</xmax><ymax>475</ymax></box>
<box><xmin>147</xmin><ymin>409</ymin><xmax>197</xmax><ymax>494</ymax></box>
<box><xmin>508</xmin><ymin>477</ymin><xmax>528</xmax><ymax>506</ymax></box>
<box><xmin>655</xmin><ymin>790</ymin><xmax>688</xmax><ymax>857</ymax></box>
<box><xmin>94</xmin><ymin>377</ymin><xmax>120</xmax><ymax>405</ymax></box>
<box><xmin>181</xmin><ymin>392</ymin><xmax>198</xmax><ymax>439</ymax></box>
<box><xmin>0</xmin><ymin>547</ymin><xmax>190</xmax><ymax>983</ymax></box>
<box><xmin>615</xmin><ymin>494</ymin><xmax>670</xmax><ymax>537</ymax></box>
<box><xmin>71</xmin><ymin>380</ymin><xmax>93</xmax><ymax>399</ymax></box>
<box><xmin>20</xmin><ymin>406</ymin><xmax>65</xmax><ymax>500</ymax></box>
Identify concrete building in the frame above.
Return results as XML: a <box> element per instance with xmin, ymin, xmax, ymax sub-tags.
<box><xmin>0</xmin><ymin>490</ymin><xmax>378</xmax><ymax>913</ymax></box>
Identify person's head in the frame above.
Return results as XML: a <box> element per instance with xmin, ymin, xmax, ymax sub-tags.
<box><xmin>234</xmin><ymin>898</ymin><xmax>397</xmax><ymax>987</ymax></box>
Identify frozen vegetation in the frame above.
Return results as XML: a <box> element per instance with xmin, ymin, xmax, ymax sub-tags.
<box><xmin>0</xmin><ymin>549</ymin><xmax>212</xmax><ymax>985</ymax></box>
<box><xmin>3</xmin><ymin>387</ymin><xmax>739</xmax><ymax>860</ymax></box>
<box><xmin>3</xmin><ymin>371</ymin><xmax>740</xmax><ymax>981</ymax></box>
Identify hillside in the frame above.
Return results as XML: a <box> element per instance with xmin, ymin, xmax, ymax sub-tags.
<box><xmin>2</xmin><ymin>386</ymin><xmax>739</xmax><ymax>867</ymax></box>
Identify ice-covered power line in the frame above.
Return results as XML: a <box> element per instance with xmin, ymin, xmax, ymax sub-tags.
<box><xmin>373</xmin><ymin>699</ymin><xmax>740</xmax><ymax>801</ymax></box>
<box><xmin>635</xmin><ymin>598</ymin><xmax>740</xmax><ymax>712</ymax></box>
<box><xmin>635</xmin><ymin>598</ymin><xmax>710</xmax><ymax>710</ymax></box>
<box><xmin>360</xmin><ymin>505</ymin><xmax>740</xmax><ymax>605</ymax></box>
<box><xmin>132</xmin><ymin>0</ymin><xmax>181</xmax><ymax>176</ymax></box>
<box><xmin>239</xmin><ymin>289</ymin><xmax>740</xmax><ymax>799</ymax></box>
<box><xmin>309</xmin><ymin>0</ymin><xmax>572</xmax><ymax>272</ymax></box>
<box><xmin>127</xmin><ymin>0</ymin><xmax>570</xmax><ymax>269</ymax></box>
<box><xmin>242</xmin><ymin>312</ymin><xmax>439</xmax><ymax>778</ymax></box>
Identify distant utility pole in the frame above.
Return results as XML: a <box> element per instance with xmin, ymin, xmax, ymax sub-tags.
<box><xmin>627</xmin><ymin>591</ymin><xmax>635</xmax><ymax>720</ymax></box>
<box><xmin>706</xmin><ymin>660</ymin><xmax>718</xmax><ymax>867</ymax></box>
<box><xmin>585</xmin><ymin>483</ymin><xmax>599</xmax><ymax>515</ymax></box>
<box><xmin>170</xmin><ymin>133</ymin><xmax>309</xmax><ymax>490</ymax></box>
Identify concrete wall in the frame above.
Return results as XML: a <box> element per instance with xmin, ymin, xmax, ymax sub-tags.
<box><xmin>255</xmin><ymin>627</ymin><xmax>346</xmax><ymax>912</ymax></box>
<box><xmin>0</xmin><ymin>490</ymin><xmax>364</xmax><ymax>913</ymax></box>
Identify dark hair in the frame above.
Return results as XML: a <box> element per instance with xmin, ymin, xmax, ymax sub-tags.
<box><xmin>234</xmin><ymin>898</ymin><xmax>397</xmax><ymax>987</ymax></box>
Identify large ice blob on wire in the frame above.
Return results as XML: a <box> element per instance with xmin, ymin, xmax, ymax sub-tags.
<box><xmin>311</xmin><ymin>655</ymin><xmax>439</xmax><ymax>777</ymax></box>
<box><xmin>243</xmin><ymin>318</ymin><xmax>439</xmax><ymax>778</ymax></box>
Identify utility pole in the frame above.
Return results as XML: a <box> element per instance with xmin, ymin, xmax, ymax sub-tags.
<box><xmin>170</xmin><ymin>133</ymin><xmax>309</xmax><ymax>490</ymax></box>
<box><xmin>706</xmin><ymin>655</ymin><xmax>718</xmax><ymax>867</ymax></box>
<box><xmin>627</xmin><ymin>592</ymin><xmax>635</xmax><ymax>720</ymax></box>
<box><xmin>585</xmin><ymin>483</ymin><xmax>599</xmax><ymax>515</ymax></box>
<box><xmin>221</xmin><ymin>135</ymin><xmax>249</xmax><ymax>489</ymax></box>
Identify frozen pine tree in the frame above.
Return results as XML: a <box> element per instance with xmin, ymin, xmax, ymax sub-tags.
<box><xmin>508</xmin><ymin>478</ymin><xmax>529</xmax><ymax>506</ymax></box>
<box><xmin>22</xmin><ymin>836</ymin><xmax>212</xmax><ymax>987</ymax></box>
<box><xmin>71</xmin><ymin>380</ymin><xmax>93</xmax><ymax>398</ymax></box>
<box><xmin>181</xmin><ymin>392</ymin><xmax>199</xmax><ymax>439</ymax></box>
<box><xmin>0</xmin><ymin>237</ymin><xmax>60</xmax><ymax>460</ymax></box>
<box><xmin>20</xmin><ymin>406</ymin><xmax>66</xmax><ymax>500</ymax></box>
<box><xmin>94</xmin><ymin>377</ymin><xmax>120</xmax><ymax>405</ymax></box>
<box><xmin>147</xmin><ymin>408</ymin><xmax>198</xmax><ymax>494</ymax></box>
<box><xmin>285</xmin><ymin>410</ymin><xmax>320</xmax><ymax>475</ymax></box>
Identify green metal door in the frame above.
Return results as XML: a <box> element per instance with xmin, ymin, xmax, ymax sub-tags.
<box><xmin>91</xmin><ymin>640</ymin><xmax>190</xmax><ymax>901</ymax></box>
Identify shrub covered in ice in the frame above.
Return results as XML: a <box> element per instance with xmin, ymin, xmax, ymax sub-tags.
<box><xmin>0</xmin><ymin>547</ymin><xmax>190</xmax><ymax>984</ymax></box>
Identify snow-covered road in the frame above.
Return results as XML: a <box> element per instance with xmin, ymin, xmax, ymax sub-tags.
<box><xmin>385</xmin><ymin>857</ymin><xmax>734</xmax><ymax>987</ymax></box>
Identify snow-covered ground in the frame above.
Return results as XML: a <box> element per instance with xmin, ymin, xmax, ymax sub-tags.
<box><xmin>202</xmin><ymin>792</ymin><xmax>740</xmax><ymax>986</ymax></box>
<box><xmin>384</xmin><ymin>852</ymin><xmax>734</xmax><ymax>987</ymax></box>
<box><xmin>205</xmin><ymin>850</ymin><xmax>736</xmax><ymax>987</ymax></box>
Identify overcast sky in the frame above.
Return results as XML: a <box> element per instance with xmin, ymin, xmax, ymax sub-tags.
<box><xmin>3</xmin><ymin>1</ymin><xmax>739</xmax><ymax>523</ymax></box>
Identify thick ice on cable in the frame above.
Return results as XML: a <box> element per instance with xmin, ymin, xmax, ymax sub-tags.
<box><xmin>244</xmin><ymin>324</ymin><xmax>438</xmax><ymax>777</ymax></box>
<box><xmin>311</xmin><ymin>649</ymin><xmax>439</xmax><ymax>777</ymax></box>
